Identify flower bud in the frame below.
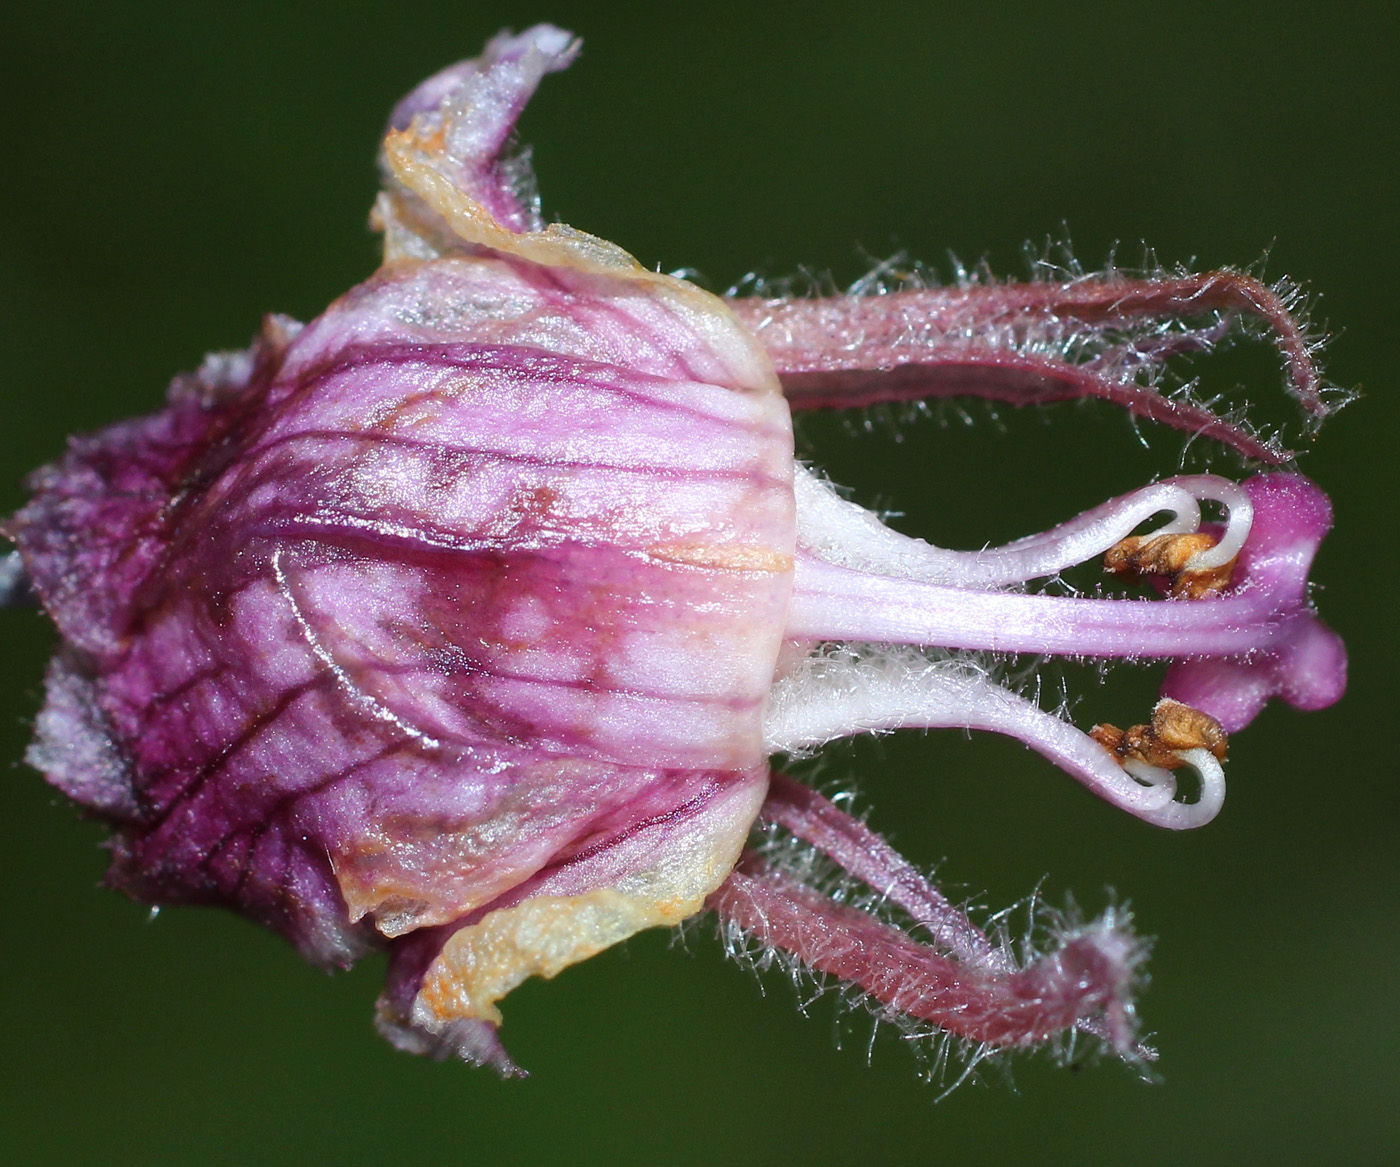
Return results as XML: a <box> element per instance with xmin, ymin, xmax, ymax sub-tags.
<box><xmin>4</xmin><ymin>24</ymin><xmax>1346</xmax><ymax>1080</ymax></box>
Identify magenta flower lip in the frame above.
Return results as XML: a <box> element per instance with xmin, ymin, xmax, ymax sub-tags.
<box><xmin>2</xmin><ymin>24</ymin><xmax>1346</xmax><ymax>1082</ymax></box>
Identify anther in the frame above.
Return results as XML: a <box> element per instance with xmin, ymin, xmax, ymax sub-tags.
<box><xmin>1104</xmin><ymin>532</ymin><xmax>1237</xmax><ymax>599</ymax></box>
<box><xmin>1091</xmin><ymin>699</ymin><xmax>1229</xmax><ymax>769</ymax></box>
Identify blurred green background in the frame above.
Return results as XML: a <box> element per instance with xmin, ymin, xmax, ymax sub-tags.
<box><xmin>2</xmin><ymin>2</ymin><xmax>1394</xmax><ymax>1163</ymax></box>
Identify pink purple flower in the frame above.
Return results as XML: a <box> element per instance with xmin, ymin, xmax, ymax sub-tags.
<box><xmin>2</xmin><ymin>26</ymin><xmax>1346</xmax><ymax>1079</ymax></box>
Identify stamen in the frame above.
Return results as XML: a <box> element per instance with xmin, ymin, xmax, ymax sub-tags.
<box><xmin>1103</xmin><ymin>478</ymin><xmax>1252</xmax><ymax>598</ymax></box>
<box><xmin>1090</xmin><ymin>699</ymin><xmax>1229</xmax><ymax>768</ymax></box>
<box><xmin>1180</xmin><ymin>479</ymin><xmax>1253</xmax><ymax>569</ymax></box>
<box><xmin>764</xmin><ymin>649</ymin><xmax>1225</xmax><ymax>828</ymax></box>
<box><xmin>1105</xmin><ymin>532</ymin><xmax>1236</xmax><ymax>599</ymax></box>
<box><xmin>796</xmin><ymin>467</ymin><xmax>1253</xmax><ymax>590</ymax></box>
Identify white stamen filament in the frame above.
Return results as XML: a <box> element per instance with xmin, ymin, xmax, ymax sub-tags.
<box><xmin>1177</xmin><ymin>477</ymin><xmax>1253</xmax><ymax>570</ymax></box>
<box><xmin>793</xmin><ymin>467</ymin><xmax>1253</xmax><ymax>587</ymax></box>
<box><xmin>764</xmin><ymin>649</ymin><xmax>1224</xmax><ymax>829</ymax></box>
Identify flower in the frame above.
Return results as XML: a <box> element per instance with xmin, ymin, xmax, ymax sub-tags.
<box><xmin>2</xmin><ymin>25</ymin><xmax>1346</xmax><ymax>1079</ymax></box>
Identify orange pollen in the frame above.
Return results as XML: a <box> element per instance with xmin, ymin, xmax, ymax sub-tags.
<box><xmin>1104</xmin><ymin>531</ymin><xmax>1237</xmax><ymax>599</ymax></box>
<box><xmin>1090</xmin><ymin>699</ymin><xmax>1229</xmax><ymax>769</ymax></box>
